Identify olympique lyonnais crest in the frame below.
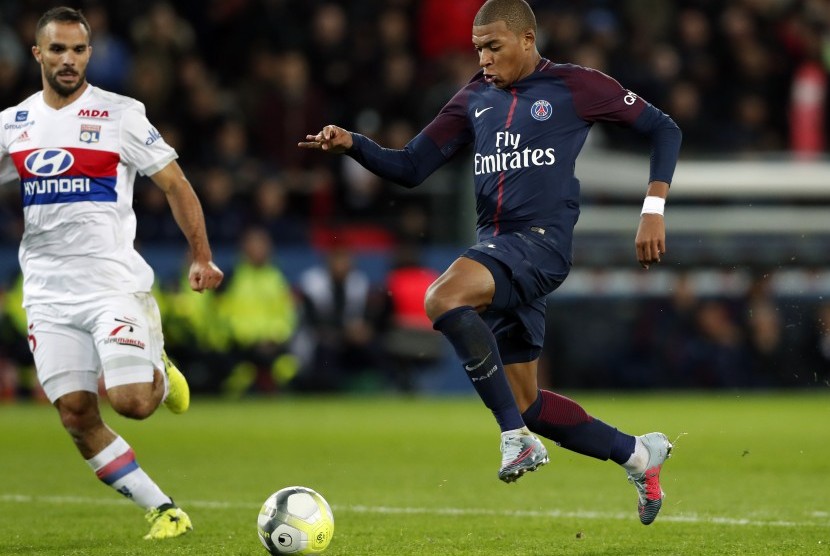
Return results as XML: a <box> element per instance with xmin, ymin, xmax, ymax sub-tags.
<box><xmin>80</xmin><ymin>124</ymin><xmax>101</xmax><ymax>144</ymax></box>
<box><xmin>531</xmin><ymin>99</ymin><xmax>552</xmax><ymax>121</ymax></box>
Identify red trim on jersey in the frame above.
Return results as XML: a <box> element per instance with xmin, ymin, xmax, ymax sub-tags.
<box><xmin>494</xmin><ymin>172</ymin><xmax>505</xmax><ymax>235</ymax></box>
<box><xmin>493</xmin><ymin>89</ymin><xmax>519</xmax><ymax>235</ymax></box>
<box><xmin>12</xmin><ymin>147</ymin><xmax>120</xmax><ymax>180</ymax></box>
<box><xmin>505</xmin><ymin>88</ymin><xmax>518</xmax><ymax>130</ymax></box>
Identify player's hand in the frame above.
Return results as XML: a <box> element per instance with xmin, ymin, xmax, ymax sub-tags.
<box><xmin>635</xmin><ymin>214</ymin><xmax>666</xmax><ymax>269</ymax></box>
<box><xmin>189</xmin><ymin>260</ymin><xmax>224</xmax><ymax>292</ymax></box>
<box><xmin>298</xmin><ymin>125</ymin><xmax>353</xmax><ymax>154</ymax></box>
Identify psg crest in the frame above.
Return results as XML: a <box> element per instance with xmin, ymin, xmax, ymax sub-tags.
<box><xmin>531</xmin><ymin>99</ymin><xmax>552</xmax><ymax>121</ymax></box>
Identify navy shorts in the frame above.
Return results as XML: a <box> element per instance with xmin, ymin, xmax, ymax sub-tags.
<box><xmin>464</xmin><ymin>226</ymin><xmax>571</xmax><ymax>364</ymax></box>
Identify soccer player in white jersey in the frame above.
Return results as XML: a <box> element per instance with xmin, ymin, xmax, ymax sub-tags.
<box><xmin>0</xmin><ymin>7</ymin><xmax>224</xmax><ymax>540</ymax></box>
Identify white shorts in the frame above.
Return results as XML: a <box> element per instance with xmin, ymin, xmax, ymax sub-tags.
<box><xmin>26</xmin><ymin>293</ymin><xmax>164</xmax><ymax>403</ymax></box>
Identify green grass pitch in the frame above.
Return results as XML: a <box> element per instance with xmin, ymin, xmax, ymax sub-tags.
<box><xmin>1</xmin><ymin>392</ymin><xmax>828</xmax><ymax>555</ymax></box>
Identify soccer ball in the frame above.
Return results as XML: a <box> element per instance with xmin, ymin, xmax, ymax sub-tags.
<box><xmin>257</xmin><ymin>486</ymin><xmax>334</xmax><ymax>554</ymax></box>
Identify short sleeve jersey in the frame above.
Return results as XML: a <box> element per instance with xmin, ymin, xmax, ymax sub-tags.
<box><xmin>0</xmin><ymin>85</ymin><xmax>177</xmax><ymax>307</ymax></box>
<box><xmin>421</xmin><ymin>59</ymin><xmax>647</xmax><ymax>244</ymax></box>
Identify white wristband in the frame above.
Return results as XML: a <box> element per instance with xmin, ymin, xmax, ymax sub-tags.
<box><xmin>641</xmin><ymin>196</ymin><xmax>665</xmax><ymax>216</ymax></box>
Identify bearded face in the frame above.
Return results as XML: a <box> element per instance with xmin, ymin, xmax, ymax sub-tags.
<box><xmin>34</xmin><ymin>21</ymin><xmax>91</xmax><ymax>98</ymax></box>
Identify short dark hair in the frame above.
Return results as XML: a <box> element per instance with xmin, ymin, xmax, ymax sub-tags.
<box><xmin>35</xmin><ymin>7</ymin><xmax>91</xmax><ymax>44</ymax></box>
<box><xmin>474</xmin><ymin>0</ymin><xmax>537</xmax><ymax>35</ymax></box>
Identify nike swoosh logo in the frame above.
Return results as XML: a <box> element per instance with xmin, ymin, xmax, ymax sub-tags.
<box><xmin>474</xmin><ymin>107</ymin><xmax>494</xmax><ymax>118</ymax></box>
<box><xmin>465</xmin><ymin>353</ymin><xmax>491</xmax><ymax>371</ymax></box>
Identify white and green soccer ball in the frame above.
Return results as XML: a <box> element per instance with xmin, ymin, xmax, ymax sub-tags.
<box><xmin>257</xmin><ymin>486</ymin><xmax>334</xmax><ymax>555</ymax></box>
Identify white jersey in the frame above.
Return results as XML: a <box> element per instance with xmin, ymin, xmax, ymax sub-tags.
<box><xmin>0</xmin><ymin>85</ymin><xmax>177</xmax><ymax>307</ymax></box>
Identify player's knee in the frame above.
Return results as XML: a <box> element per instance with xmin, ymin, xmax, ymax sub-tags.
<box><xmin>513</xmin><ymin>387</ymin><xmax>538</xmax><ymax>413</ymax></box>
<box><xmin>423</xmin><ymin>284</ymin><xmax>440</xmax><ymax>321</ymax></box>
<box><xmin>56</xmin><ymin>395</ymin><xmax>101</xmax><ymax>436</ymax></box>
<box><xmin>108</xmin><ymin>391</ymin><xmax>157</xmax><ymax>420</ymax></box>
<box><xmin>118</xmin><ymin>398</ymin><xmax>156</xmax><ymax>419</ymax></box>
<box><xmin>424</xmin><ymin>282</ymin><xmax>459</xmax><ymax>322</ymax></box>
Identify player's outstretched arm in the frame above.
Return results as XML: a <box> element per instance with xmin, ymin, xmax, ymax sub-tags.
<box><xmin>150</xmin><ymin>160</ymin><xmax>224</xmax><ymax>292</ymax></box>
<box><xmin>298</xmin><ymin>124</ymin><xmax>353</xmax><ymax>154</ymax></box>
<box><xmin>635</xmin><ymin>180</ymin><xmax>669</xmax><ymax>270</ymax></box>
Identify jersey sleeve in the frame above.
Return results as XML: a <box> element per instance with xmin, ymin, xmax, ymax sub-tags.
<box><xmin>421</xmin><ymin>85</ymin><xmax>475</xmax><ymax>159</ymax></box>
<box><xmin>347</xmin><ymin>85</ymin><xmax>474</xmax><ymax>187</ymax></box>
<box><xmin>119</xmin><ymin>103</ymin><xmax>178</xmax><ymax>176</ymax></box>
<box><xmin>566</xmin><ymin>66</ymin><xmax>682</xmax><ymax>185</ymax></box>
<box><xmin>0</xmin><ymin>156</ymin><xmax>18</xmax><ymax>188</ymax></box>
<box><xmin>0</xmin><ymin>110</ymin><xmax>18</xmax><ymax>187</ymax></box>
<box><xmin>0</xmin><ymin>110</ymin><xmax>10</xmax><ymax>167</ymax></box>
<box><xmin>566</xmin><ymin>66</ymin><xmax>646</xmax><ymax>125</ymax></box>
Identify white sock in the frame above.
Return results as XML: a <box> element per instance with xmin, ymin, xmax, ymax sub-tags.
<box><xmin>621</xmin><ymin>436</ymin><xmax>649</xmax><ymax>473</ymax></box>
<box><xmin>87</xmin><ymin>436</ymin><xmax>172</xmax><ymax>510</ymax></box>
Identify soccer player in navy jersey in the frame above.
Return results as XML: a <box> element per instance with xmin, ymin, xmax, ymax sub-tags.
<box><xmin>300</xmin><ymin>0</ymin><xmax>681</xmax><ymax>525</ymax></box>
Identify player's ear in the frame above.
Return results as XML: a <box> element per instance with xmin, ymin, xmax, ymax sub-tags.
<box><xmin>522</xmin><ymin>29</ymin><xmax>536</xmax><ymax>50</ymax></box>
<box><xmin>31</xmin><ymin>45</ymin><xmax>41</xmax><ymax>64</ymax></box>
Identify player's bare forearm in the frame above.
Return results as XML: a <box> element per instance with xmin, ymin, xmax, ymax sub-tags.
<box><xmin>298</xmin><ymin>125</ymin><xmax>353</xmax><ymax>153</ymax></box>
<box><xmin>152</xmin><ymin>162</ymin><xmax>213</xmax><ymax>262</ymax></box>
<box><xmin>150</xmin><ymin>161</ymin><xmax>224</xmax><ymax>291</ymax></box>
<box><xmin>645</xmin><ymin>180</ymin><xmax>669</xmax><ymax>199</ymax></box>
<box><xmin>168</xmin><ymin>187</ymin><xmax>224</xmax><ymax>292</ymax></box>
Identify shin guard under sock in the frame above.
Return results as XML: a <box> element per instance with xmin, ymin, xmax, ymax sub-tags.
<box><xmin>433</xmin><ymin>306</ymin><xmax>524</xmax><ymax>431</ymax></box>
<box><xmin>87</xmin><ymin>436</ymin><xmax>172</xmax><ymax>509</ymax></box>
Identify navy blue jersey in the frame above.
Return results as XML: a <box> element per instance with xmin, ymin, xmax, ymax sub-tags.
<box><xmin>348</xmin><ymin>58</ymin><xmax>680</xmax><ymax>252</ymax></box>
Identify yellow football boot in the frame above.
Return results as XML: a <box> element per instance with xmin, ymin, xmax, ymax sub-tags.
<box><xmin>144</xmin><ymin>504</ymin><xmax>193</xmax><ymax>540</ymax></box>
<box><xmin>161</xmin><ymin>350</ymin><xmax>190</xmax><ymax>414</ymax></box>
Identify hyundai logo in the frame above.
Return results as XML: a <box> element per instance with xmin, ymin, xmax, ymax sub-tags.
<box><xmin>24</xmin><ymin>148</ymin><xmax>75</xmax><ymax>177</ymax></box>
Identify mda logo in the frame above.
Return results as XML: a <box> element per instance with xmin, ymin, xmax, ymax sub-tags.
<box><xmin>24</xmin><ymin>148</ymin><xmax>74</xmax><ymax>177</ymax></box>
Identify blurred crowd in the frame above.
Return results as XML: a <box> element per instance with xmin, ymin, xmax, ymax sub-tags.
<box><xmin>0</xmin><ymin>233</ymin><xmax>447</xmax><ymax>398</ymax></box>
<box><xmin>543</xmin><ymin>271</ymin><xmax>830</xmax><ymax>391</ymax></box>
<box><xmin>0</xmin><ymin>0</ymin><xmax>829</xmax><ymax>398</ymax></box>
<box><xmin>3</xmin><ymin>255</ymin><xmax>830</xmax><ymax>400</ymax></box>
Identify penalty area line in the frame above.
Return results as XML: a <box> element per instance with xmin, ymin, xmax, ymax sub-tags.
<box><xmin>0</xmin><ymin>494</ymin><xmax>826</xmax><ymax>529</ymax></box>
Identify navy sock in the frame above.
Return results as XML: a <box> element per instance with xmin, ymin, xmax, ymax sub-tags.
<box><xmin>433</xmin><ymin>306</ymin><xmax>524</xmax><ymax>431</ymax></box>
<box><xmin>522</xmin><ymin>390</ymin><xmax>633</xmax><ymax>461</ymax></box>
<box><xmin>609</xmin><ymin>430</ymin><xmax>637</xmax><ymax>465</ymax></box>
